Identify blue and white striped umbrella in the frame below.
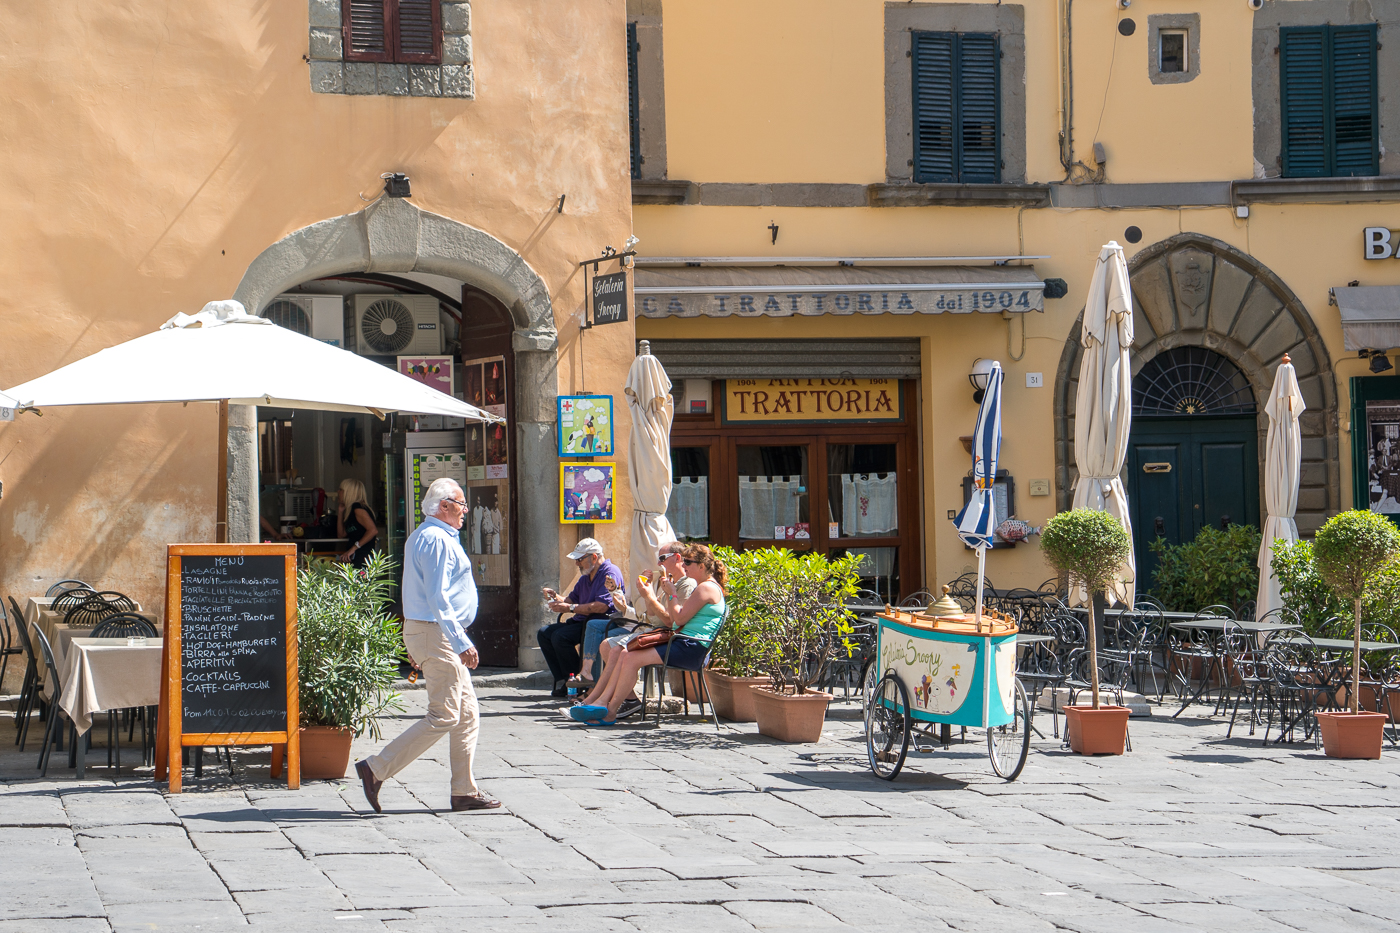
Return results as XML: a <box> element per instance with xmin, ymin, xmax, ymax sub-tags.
<box><xmin>954</xmin><ymin>361</ymin><xmax>1004</xmax><ymax>549</ymax></box>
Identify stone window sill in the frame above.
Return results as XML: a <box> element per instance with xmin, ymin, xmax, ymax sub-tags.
<box><xmin>1233</xmin><ymin>176</ymin><xmax>1400</xmax><ymax>204</ymax></box>
<box><xmin>308</xmin><ymin>1</ymin><xmax>473</xmax><ymax>99</ymax></box>
<box><xmin>868</xmin><ymin>183</ymin><xmax>1050</xmax><ymax>208</ymax></box>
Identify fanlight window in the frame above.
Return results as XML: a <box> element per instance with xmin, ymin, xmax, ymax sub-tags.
<box><xmin>1133</xmin><ymin>347</ymin><xmax>1256</xmax><ymax>416</ymax></box>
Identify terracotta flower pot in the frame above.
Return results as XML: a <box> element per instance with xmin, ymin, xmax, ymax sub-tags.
<box><xmin>703</xmin><ymin>669</ymin><xmax>771</xmax><ymax>722</ymax></box>
<box><xmin>1315</xmin><ymin>710</ymin><xmax>1387</xmax><ymax>759</ymax></box>
<box><xmin>299</xmin><ymin>725</ymin><xmax>354</xmax><ymax>779</ymax></box>
<box><xmin>1063</xmin><ymin>705</ymin><xmax>1130</xmax><ymax>755</ymax></box>
<box><xmin>667</xmin><ymin>669</ymin><xmax>705</xmax><ymax>703</ymax></box>
<box><xmin>752</xmin><ymin>686</ymin><xmax>831</xmax><ymax>743</ymax></box>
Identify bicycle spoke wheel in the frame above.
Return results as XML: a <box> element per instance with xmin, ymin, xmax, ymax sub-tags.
<box><xmin>866</xmin><ymin>671</ymin><xmax>910</xmax><ymax>781</ymax></box>
<box><xmin>861</xmin><ymin>658</ymin><xmax>881</xmax><ymax>730</ymax></box>
<box><xmin>988</xmin><ymin>679</ymin><xmax>1031</xmax><ymax>781</ymax></box>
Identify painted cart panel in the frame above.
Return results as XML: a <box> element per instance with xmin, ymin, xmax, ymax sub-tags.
<box><xmin>875</xmin><ymin>615</ymin><xmax>1018</xmax><ymax>728</ymax></box>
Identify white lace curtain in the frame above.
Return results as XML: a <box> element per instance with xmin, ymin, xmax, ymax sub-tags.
<box><xmin>739</xmin><ymin>476</ymin><xmax>801</xmax><ymax>539</ymax></box>
<box><xmin>840</xmin><ymin>473</ymin><xmax>897</xmax><ymax>536</ymax></box>
<box><xmin>667</xmin><ymin>476</ymin><xmax>709</xmax><ymax>540</ymax></box>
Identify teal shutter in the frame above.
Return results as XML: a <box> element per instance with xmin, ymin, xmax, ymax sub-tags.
<box><xmin>628</xmin><ymin>23</ymin><xmax>642</xmax><ymax>179</ymax></box>
<box><xmin>957</xmin><ymin>34</ymin><xmax>1001</xmax><ymax>184</ymax></box>
<box><xmin>1281</xmin><ymin>24</ymin><xmax>1377</xmax><ymax>177</ymax></box>
<box><xmin>1330</xmin><ymin>24</ymin><xmax>1379</xmax><ymax>176</ymax></box>
<box><xmin>912</xmin><ymin>32</ymin><xmax>1000</xmax><ymax>184</ymax></box>
<box><xmin>912</xmin><ymin>33</ymin><xmax>956</xmax><ymax>183</ymax></box>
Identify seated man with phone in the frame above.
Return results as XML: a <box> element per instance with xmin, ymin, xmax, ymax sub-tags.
<box><xmin>538</xmin><ymin>538</ymin><xmax>626</xmax><ymax>698</ymax></box>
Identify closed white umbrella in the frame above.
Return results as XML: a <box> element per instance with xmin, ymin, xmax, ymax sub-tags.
<box><xmin>1072</xmin><ymin>242</ymin><xmax>1136</xmax><ymax>606</ymax></box>
<box><xmin>1256</xmin><ymin>354</ymin><xmax>1305</xmax><ymax>621</ymax></box>
<box><xmin>623</xmin><ymin>341</ymin><xmax>677</xmax><ymax>594</ymax></box>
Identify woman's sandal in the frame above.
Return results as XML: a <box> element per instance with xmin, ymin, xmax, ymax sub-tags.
<box><xmin>568</xmin><ymin>705</ymin><xmax>607</xmax><ymax>722</ymax></box>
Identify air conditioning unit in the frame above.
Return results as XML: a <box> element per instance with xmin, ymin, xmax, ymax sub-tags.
<box><xmin>264</xmin><ymin>294</ymin><xmax>345</xmax><ymax>347</ymax></box>
<box><xmin>353</xmin><ymin>294</ymin><xmax>442</xmax><ymax>357</ymax></box>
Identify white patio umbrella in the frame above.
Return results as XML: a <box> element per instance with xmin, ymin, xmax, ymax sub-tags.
<box><xmin>953</xmin><ymin>360</ymin><xmax>1003</xmax><ymax>629</ymax></box>
<box><xmin>623</xmin><ymin>340</ymin><xmax>677</xmax><ymax>594</ymax></box>
<box><xmin>1255</xmin><ymin>354</ymin><xmax>1305</xmax><ymax>621</ymax></box>
<box><xmin>3</xmin><ymin>300</ymin><xmax>499</xmax><ymax>540</ymax></box>
<box><xmin>1072</xmin><ymin>242</ymin><xmax>1136</xmax><ymax>606</ymax></box>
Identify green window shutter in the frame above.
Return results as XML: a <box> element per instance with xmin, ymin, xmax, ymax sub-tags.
<box><xmin>1280</xmin><ymin>26</ymin><xmax>1327</xmax><ymax>177</ymax></box>
<box><xmin>1330</xmin><ymin>24</ymin><xmax>1378</xmax><ymax>176</ymax></box>
<box><xmin>912</xmin><ymin>32</ymin><xmax>956</xmax><ymax>183</ymax></box>
<box><xmin>957</xmin><ymin>34</ymin><xmax>1001</xmax><ymax>184</ymax></box>
<box><xmin>628</xmin><ymin>23</ymin><xmax>642</xmax><ymax>180</ymax></box>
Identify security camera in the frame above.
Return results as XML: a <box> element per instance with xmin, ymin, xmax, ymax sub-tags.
<box><xmin>1248</xmin><ymin>0</ymin><xmax>1263</xmax><ymax>9</ymax></box>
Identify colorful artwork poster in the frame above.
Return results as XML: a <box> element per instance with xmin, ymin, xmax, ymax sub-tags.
<box><xmin>464</xmin><ymin>355</ymin><xmax>506</xmax><ymax>418</ymax></box>
<box><xmin>561</xmin><ymin>462</ymin><xmax>616</xmax><ymax>524</ymax></box>
<box><xmin>408</xmin><ymin>451</ymin><xmax>467</xmax><ymax>530</ymax></box>
<box><xmin>465</xmin><ymin>479</ymin><xmax>510</xmax><ymax>586</ymax></box>
<box><xmin>397</xmin><ymin>355</ymin><xmax>454</xmax><ymax>396</ymax></box>
<box><xmin>464</xmin><ymin>363</ymin><xmax>484</xmax><ymax>408</ymax></box>
<box><xmin>556</xmin><ymin>395</ymin><xmax>614</xmax><ymax>457</ymax></box>
<box><xmin>466</xmin><ymin>422</ymin><xmax>485</xmax><ymax>468</ymax></box>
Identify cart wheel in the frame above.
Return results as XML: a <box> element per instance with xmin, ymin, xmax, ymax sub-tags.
<box><xmin>860</xmin><ymin>658</ymin><xmax>880</xmax><ymax>729</ymax></box>
<box><xmin>866</xmin><ymin>671</ymin><xmax>911</xmax><ymax>781</ymax></box>
<box><xmin>988</xmin><ymin>679</ymin><xmax>1031</xmax><ymax>781</ymax></box>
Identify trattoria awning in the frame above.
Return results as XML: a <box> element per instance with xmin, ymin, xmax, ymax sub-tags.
<box><xmin>635</xmin><ymin>264</ymin><xmax>1045</xmax><ymax>319</ymax></box>
<box><xmin>1334</xmin><ymin>285</ymin><xmax>1400</xmax><ymax>351</ymax></box>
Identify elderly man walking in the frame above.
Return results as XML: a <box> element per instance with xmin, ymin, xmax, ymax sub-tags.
<box><xmin>355</xmin><ymin>477</ymin><xmax>500</xmax><ymax>813</ymax></box>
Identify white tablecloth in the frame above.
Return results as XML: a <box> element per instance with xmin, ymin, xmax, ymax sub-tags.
<box><xmin>58</xmin><ymin>637</ymin><xmax>163</xmax><ymax>735</ymax></box>
<box><xmin>31</xmin><ymin>608</ymin><xmax>160</xmax><ymax>691</ymax></box>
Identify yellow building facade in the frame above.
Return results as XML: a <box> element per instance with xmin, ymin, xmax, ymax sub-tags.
<box><xmin>632</xmin><ymin>0</ymin><xmax>1400</xmax><ymax>599</ymax></box>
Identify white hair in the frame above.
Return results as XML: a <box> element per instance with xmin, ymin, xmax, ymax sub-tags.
<box><xmin>422</xmin><ymin>477</ymin><xmax>463</xmax><ymax>519</ymax></box>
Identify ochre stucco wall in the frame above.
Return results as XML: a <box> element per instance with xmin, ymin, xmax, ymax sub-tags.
<box><xmin>0</xmin><ymin>1</ymin><xmax>636</xmax><ymax>611</ymax></box>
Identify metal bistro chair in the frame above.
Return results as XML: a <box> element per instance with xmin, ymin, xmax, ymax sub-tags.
<box><xmin>31</xmin><ymin>626</ymin><xmax>78</xmax><ymax>777</ymax></box>
<box><xmin>63</xmin><ymin>594</ymin><xmax>125</xmax><ymax>628</ymax></box>
<box><xmin>7</xmin><ymin>596</ymin><xmax>43</xmax><ymax>749</ymax></box>
<box><xmin>646</xmin><ymin>608</ymin><xmax>733</xmax><ymax>731</ymax></box>
<box><xmin>1357</xmin><ymin>623</ymin><xmax>1400</xmax><ymax>745</ymax></box>
<box><xmin>0</xmin><ymin>594</ymin><xmax>22</xmax><ymax>688</ymax></box>
<box><xmin>91</xmin><ymin>614</ymin><xmax>159</xmax><ymax>769</ymax></box>
<box><xmin>50</xmin><ymin>588</ymin><xmax>97</xmax><ymax>619</ymax></box>
<box><xmin>1223</xmin><ymin>617</ymin><xmax>1274</xmax><ymax>739</ymax></box>
<box><xmin>1262</xmin><ymin>631</ymin><xmax>1326</xmax><ymax>745</ymax></box>
<box><xmin>45</xmin><ymin>580</ymin><xmax>92</xmax><ymax>598</ymax></box>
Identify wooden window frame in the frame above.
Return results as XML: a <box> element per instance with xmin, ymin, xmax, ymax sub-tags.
<box><xmin>344</xmin><ymin>0</ymin><xmax>443</xmax><ymax>66</ymax></box>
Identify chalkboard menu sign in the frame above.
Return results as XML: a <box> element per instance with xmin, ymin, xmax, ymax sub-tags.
<box><xmin>156</xmin><ymin>544</ymin><xmax>299</xmax><ymax>793</ymax></box>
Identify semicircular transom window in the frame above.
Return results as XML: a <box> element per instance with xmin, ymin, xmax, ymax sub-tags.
<box><xmin>1133</xmin><ymin>346</ymin><xmax>1257</xmax><ymax>416</ymax></box>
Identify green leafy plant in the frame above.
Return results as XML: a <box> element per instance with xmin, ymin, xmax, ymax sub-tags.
<box><xmin>297</xmin><ymin>553</ymin><xmax>406</xmax><ymax>739</ymax></box>
<box><xmin>713</xmin><ymin>546</ymin><xmax>861</xmax><ymax>694</ymax></box>
<box><xmin>1269</xmin><ymin>540</ymin><xmax>1349</xmax><ymax>638</ymax></box>
<box><xmin>1039</xmin><ymin>509</ymin><xmax>1133</xmax><ymax>709</ymax></box>
<box><xmin>1312</xmin><ymin>510</ymin><xmax>1400</xmax><ymax>715</ymax></box>
<box><xmin>1149</xmin><ymin>524</ymin><xmax>1262</xmax><ymax>613</ymax></box>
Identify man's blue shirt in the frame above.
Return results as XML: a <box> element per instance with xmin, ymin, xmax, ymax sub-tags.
<box><xmin>402</xmin><ymin>516</ymin><xmax>478</xmax><ymax>652</ymax></box>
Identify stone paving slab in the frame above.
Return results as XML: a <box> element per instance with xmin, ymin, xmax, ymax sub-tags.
<box><xmin>5</xmin><ymin>686</ymin><xmax>1400</xmax><ymax>931</ymax></box>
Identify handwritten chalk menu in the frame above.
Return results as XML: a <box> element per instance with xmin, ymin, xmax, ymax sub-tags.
<box><xmin>156</xmin><ymin>543</ymin><xmax>299</xmax><ymax>793</ymax></box>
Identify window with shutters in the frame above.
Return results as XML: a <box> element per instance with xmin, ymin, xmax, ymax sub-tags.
<box><xmin>911</xmin><ymin>32</ymin><xmax>1001</xmax><ymax>185</ymax></box>
<box><xmin>1280</xmin><ymin>24</ymin><xmax>1378</xmax><ymax>178</ymax></box>
<box><xmin>345</xmin><ymin>0</ymin><xmax>441</xmax><ymax>64</ymax></box>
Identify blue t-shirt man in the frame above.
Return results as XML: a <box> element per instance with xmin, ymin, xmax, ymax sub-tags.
<box><xmin>537</xmin><ymin>537</ymin><xmax>625</xmax><ymax>695</ymax></box>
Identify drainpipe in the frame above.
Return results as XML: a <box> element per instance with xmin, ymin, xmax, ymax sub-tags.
<box><xmin>1059</xmin><ymin>0</ymin><xmax>1075</xmax><ymax>178</ymax></box>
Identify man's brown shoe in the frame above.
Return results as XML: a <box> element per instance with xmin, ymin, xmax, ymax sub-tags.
<box><xmin>450</xmin><ymin>794</ymin><xmax>502</xmax><ymax>812</ymax></box>
<box><xmin>355</xmin><ymin>760</ymin><xmax>382</xmax><ymax>813</ymax></box>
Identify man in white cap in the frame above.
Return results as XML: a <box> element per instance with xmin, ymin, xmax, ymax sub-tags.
<box><xmin>354</xmin><ymin>477</ymin><xmax>500</xmax><ymax>813</ymax></box>
<box><xmin>539</xmin><ymin>537</ymin><xmax>625</xmax><ymax>697</ymax></box>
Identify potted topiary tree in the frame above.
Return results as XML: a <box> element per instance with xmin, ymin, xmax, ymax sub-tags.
<box><xmin>1310</xmin><ymin>509</ymin><xmax>1399</xmax><ymax>759</ymax></box>
<box><xmin>740</xmin><ymin>548</ymin><xmax>861</xmax><ymax>742</ymax></box>
<box><xmin>701</xmin><ymin>546</ymin><xmax>776</xmax><ymax>722</ymax></box>
<box><xmin>1039</xmin><ymin>508</ymin><xmax>1134</xmax><ymax>754</ymax></box>
<box><xmin>297</xmin><ymin>553</ymin><xmax>406</xmax><ymax>779</ymax></box>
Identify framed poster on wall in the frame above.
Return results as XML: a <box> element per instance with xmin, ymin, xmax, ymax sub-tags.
<box><xmin>560</xmin><ymin>462</ymin><xmax>616</xmax><ymax>523</ymax></box>
<box><xmin>556</xmin><ymin>395</ymin><xmax>614</xmax><ymax>456</ymax></box>
<box><xmin>464</xmin><ymin>478</ymin><xmax>510</xmax><ymax>586</ymax></box>
<box><xmin>398</xmin><ymin>355</ymin><xmax>454</xmax><ymax>396</ymax></box>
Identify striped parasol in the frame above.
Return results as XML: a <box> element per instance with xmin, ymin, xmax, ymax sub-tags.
<box><xmin>953</xmin><ymin>360</ymin><xmax>1003</xmax><ymax>627</ymax></box>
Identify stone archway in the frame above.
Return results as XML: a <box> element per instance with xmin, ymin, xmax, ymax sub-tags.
<box><xmin>1054</xmin><ymin>232</ymin><xmax>1338</xmax><ymax>537</ymax></box>
<box><xmin>228</xmin><ymin>197</ymin><xmax>559</xmax><ymax>664</ymax></box>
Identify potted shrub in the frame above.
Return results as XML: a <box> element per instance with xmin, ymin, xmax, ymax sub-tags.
<box><xmin>1310</xmin><ymin>510</ymin><xmax>1398</xmax><ymax>759</ymax></box>
<box><xmin>734</xmin><ymin>548</ymin><xmax>861</xmax><ymax>743</ymax></box>
<box><xmin>1039</xmin><ymin>509</ymin><xmax>1133</xmax><ymax>754</ymax></box>
<box><xmin>297</xmin><ymin>554</ymin><xmax>406</xmax><ymax>779</ymax></box>
<box><xmin>701</xmin><ymin>546</ymin><xmax>777</xmax><ymax>722</ymax></box>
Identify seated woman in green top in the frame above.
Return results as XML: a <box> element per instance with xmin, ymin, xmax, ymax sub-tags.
<box><xmin>570</xmin><ymin>544</ymin><xmax>727</xmax><ymax>725</ymax></box>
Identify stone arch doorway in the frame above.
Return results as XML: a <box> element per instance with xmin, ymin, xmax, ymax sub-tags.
<box><xmin>229</xmin><ymin>197</ymin><xmax>559</xmax><ymax>666</ymax></box>
<box><xmin>1054</xmin><ymin>232</ymin><xmax>1338</xmax><ymax>590</ymax></box>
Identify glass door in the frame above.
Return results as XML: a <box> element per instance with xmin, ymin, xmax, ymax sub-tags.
<box><xmin>824</xmin><ymin>440</ymin><xmax>903</xmax><ymax>602</ymax></box>
<box><xmin>733</xmin><ymin>440</ymin><xmax>815</xmax><ymax>550</ymax></box>
<box><xmin>667</xmin><ymin>441</ymin><xmax>718</xmax><ymax>543</ymax></box>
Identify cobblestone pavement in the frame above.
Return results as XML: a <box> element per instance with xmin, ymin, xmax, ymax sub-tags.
<box><xmin>4</xmin><ymin>684</ymin><xmax>1400</xmax><ymax>933</ymax></box>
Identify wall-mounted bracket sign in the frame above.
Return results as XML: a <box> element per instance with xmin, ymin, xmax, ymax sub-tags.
<box><xmin>557</xmin><ymin>395</ymin><xmax>614</xmax><ymax>456</ymax></box>
<box><xmin>578</xmin><ymin>248</ymin><xmax>636</xmax><ymax>329</ymax></box>
<box><xmin>155</xmin><ymin>543</ymin><xmax>299</xmax><ymax>793</ymax></box>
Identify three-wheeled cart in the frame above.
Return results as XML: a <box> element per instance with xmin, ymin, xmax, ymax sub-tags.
<box><xmin>863</xmin><ymin>607</ymin><xmax>1031</xmax><ymax>781</ymax></box>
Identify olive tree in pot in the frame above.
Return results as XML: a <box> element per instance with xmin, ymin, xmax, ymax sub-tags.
<box><xmin>702</xmin><ymin>546</ymin><xmax>778</xmax><ymax>722</ymax></box>
<box><xmin>1039</xmin><ymin>509</ymin><xmax>1133</xmax><ymax>755</ymax></box>
<box><xmin>297</xmin><ymin>554</ymin><xmax>406</xmax><ymax>779</ymax></box>
<box><xmin>738</xmin><ymin>548</ymin><xmax>861</xmax><ymax>742</ymax></box>
<box><xmin>1311</xmin><ymin>510</ymin><xmax>1399</xmax><ymax>759</ymax></box>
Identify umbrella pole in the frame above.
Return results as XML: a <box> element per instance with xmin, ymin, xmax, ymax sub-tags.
<box><xmin>974</xmin><ymin>545</ymin><xmax>986</xmax><ymax>632</ymax></box>
<box><xmin>215</xmin><ymin>399</ymin><xmax>228</xmax><ymax>544</ymax></box>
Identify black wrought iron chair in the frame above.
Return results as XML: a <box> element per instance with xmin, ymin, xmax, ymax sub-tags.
<box><xmin>1262</xmin><ymin>631</ymin><xmax>1329</xmax><ymax>745</ymax></box>
<box><xmin>63</xmin><ymin>595</ymin><xmax>123</xmax><ymax>628</ymax></box>
<box><xmin>31</xmin><ymin>626</ymin><xmax>76</xmax><ymax>777</ymax></box>
<box><xmin>91</xmin><ymin>591</ymin><xmax>138</xmax><ymax>612</ymax></box>
<box><xmin>91</xmin><ymin>614</ymin><xmax>158</xmax><ymax>639</ymax></box>
<box><xmin>898</xmin><ymin>590</ymin><xmax>936</xmax><ymax>610</ymax></box>
<box><xmin>50</xmin><ymin>588</ymin><xmax>96</xmax><ymax>619</ymax></box>
<box><xmin>1358</xmin><ymin>623</ymin><xmax>1400</xmax><ymax>745</ymax></box>
<box><xmin>7</xmin><ymin>596</ymin><xmax>42</xmax><ymax>749</ymax></box>
<box><xmin>1223</xmin><ymin>617</ymin><xmax>1273</xmax><ymax>738</ymax></box>
<box><xmin>647</xmin><ymin>609</ymin><xmax>733</xmax><ymax>730</ymax></box>
<box><xmin>90</xmin><ymin>614</ymin><xmax>159</xmax><ymax>768</ymax></box>
<box><xmin>45</xmin><ymin>580</ymin><xmax>92</xmax><ymax>598</ymax></box>
<box><xmin>0</xmin><ymin>594</ymin><xmax>21</xmax><ymax>688</ymax></box>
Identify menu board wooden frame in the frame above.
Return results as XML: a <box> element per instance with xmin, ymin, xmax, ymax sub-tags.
<box><xmin>155</xmin><ymin>543</ymin><xmax>299</xmax><ymax>793</ymax></box>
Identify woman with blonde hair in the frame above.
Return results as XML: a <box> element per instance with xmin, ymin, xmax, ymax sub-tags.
<box><xmin>570</xmin><ymin>543</ymin><xmax>727</xmax><ymax>725</ymax></box>
<box><xmin>336</xmin><ymin>478</ymin><xmax>379</xmax><ymax>567</ymax></box>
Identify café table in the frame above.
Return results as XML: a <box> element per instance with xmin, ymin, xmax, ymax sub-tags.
<box><xmin>57</xmin><ymin>637</ymin><xmax>163</xmax><ymax>778</ymax></box>
<box><xmin>31</xmin><ymin>604</ymin><xmax>159</xmax><ymax>691</ymax></box>
<box><xmin>1164</xmin><ymin>617</ymin><xmax>1303</xmax><ymax>717</ymax></box>
<box><xmin>1301</xmin><ymin>636</ymin><xmax>1400</xmax><ymax>654</ymax></box>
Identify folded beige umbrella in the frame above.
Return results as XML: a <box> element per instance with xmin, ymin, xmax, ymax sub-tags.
<box><xmin>624</xmin><ymin>341</ymin><xmax>677</xmax><ymax>594</ymax></box>
<box><xmin>1255</xmin><ymin>355</ymin><xmax>1305</xmax><ymax>620</ymax></box>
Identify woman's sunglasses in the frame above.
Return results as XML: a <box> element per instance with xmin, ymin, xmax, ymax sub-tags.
<box><xmin>680</xmin><ymin>558</ymin><xmax>701</xmax><ymax>566</ymax></box>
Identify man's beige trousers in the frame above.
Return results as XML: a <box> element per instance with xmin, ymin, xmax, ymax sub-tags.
<box><xmin>364</xmin><ymin>619</ymin><xmax>479</xmax><ymax>797</ymax></box>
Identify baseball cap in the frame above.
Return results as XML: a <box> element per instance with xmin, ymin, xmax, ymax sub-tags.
<box><xmin>567</xmin><ymin>538</ymin><xmax>604</xmax><ymax>560</ymax></box>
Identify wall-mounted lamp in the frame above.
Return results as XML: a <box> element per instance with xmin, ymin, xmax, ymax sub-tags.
<box><xmin>1372</xmin><ymin>352</ymin><xmax>1393</xmax><ymax>374</ymax></box>
<box><xmin>382</xmin><ymin>173</ymin><xmax>411</xmax><ymax>198</ymax></box>
<box><xmin>969</xmin><ymin>358</ymin><xmax>998</xmax><ymax>403</ymax></box>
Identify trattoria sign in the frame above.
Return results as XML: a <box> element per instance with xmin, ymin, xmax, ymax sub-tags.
<box><xmin>723</xmin><ymin>378</ymin><xmax>902</xmax><ymax>424</ymax></box>
<box><xmin>638</xmin><ymin>285</ymin><xmax>1044</xmax><ymax>318</ymax></box>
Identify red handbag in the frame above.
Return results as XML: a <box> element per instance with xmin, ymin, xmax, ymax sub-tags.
<box><xmin>624</xmin><ymin>629</ymin><xmax>675</xmax><ymax>652</ymax></box>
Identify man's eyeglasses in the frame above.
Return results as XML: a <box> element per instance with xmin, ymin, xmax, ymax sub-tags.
<box><xmin>444</xmin><ymin>498</ymin><xmax>467</xmax><ymax>509</ymax></box>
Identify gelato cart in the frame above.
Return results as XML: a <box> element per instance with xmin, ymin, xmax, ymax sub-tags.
<box><xmin>863</xmin><ymin>596</ymin><xmax>1031</xmax><ymax>781</ymax></box>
